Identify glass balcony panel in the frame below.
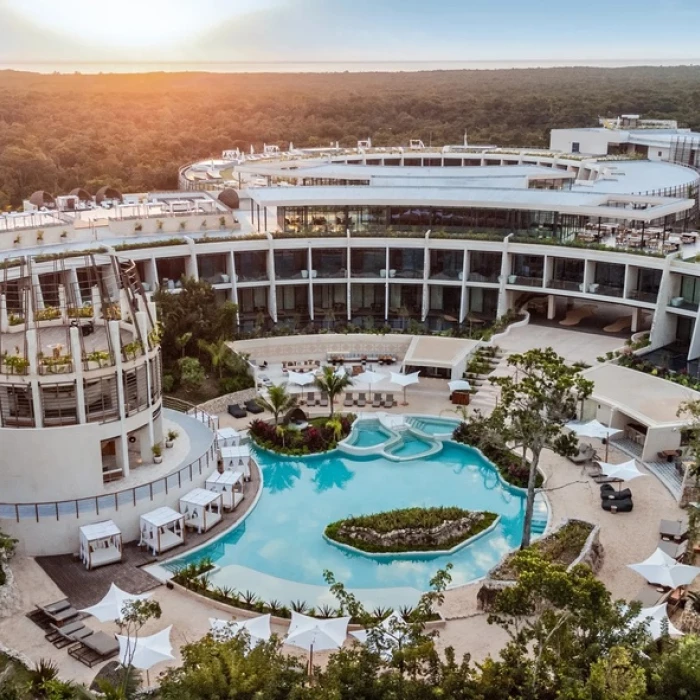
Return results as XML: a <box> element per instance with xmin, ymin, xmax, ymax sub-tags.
<box><xmin>312</xmin><ymin>249</ymin><xmax>347</xmax><ymax>278</ymax></box>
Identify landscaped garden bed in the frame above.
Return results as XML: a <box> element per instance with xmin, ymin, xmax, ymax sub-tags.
<box><xmin>324</xmin><ymin>506</ymin><xmax>498</xmax><ymax>554</ymax></box>
<box><xmin>249</xmin><ymin>415</ymin><xmax>355</xmax><ymax>456</ymax></box>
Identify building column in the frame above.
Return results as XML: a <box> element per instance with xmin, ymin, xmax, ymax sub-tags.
<box><xmin>547</xmin><ymin>294</ymin><xmax>556</xmax><ymax>320</ymax></box>
<box><xmin>631</xmin><ymin>307</ymin><xmax>640</xmax><ymax>333</ymax></box>
<box><xmin>0</xmin><ymin>294</ymin><xmax>7</xmax><ymax>332</ymax></box>
<box><xmin>496</xmin><ymin>239</ymin><xmax>511</xmax><ymax>318</ymax></box>
<box><xmin>137</xmin><ymin>311</ymin><xmax>155</xmax><ymax>450</ymax></box>
<box><xmin>26</xmin><ymin>328</ymin><xmax>43</xmax><ymax>429</ymax></box>
<box><xmin>69</xmin><ymin>326</ymin><xmax>86</xmax><ymax>424</ymax></box>
<box><xmin>109</xmin><ymin>320</ymin><xmax>130</xmax><ymax>477</ymax></box>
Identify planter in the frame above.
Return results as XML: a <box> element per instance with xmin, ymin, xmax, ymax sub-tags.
<box><xmin>165</xmin><ymin>440</ymin><xmax>174</xmax><ymax>448</ymax></box>
<box><xmin>153</xmin><ymin>455</ymin><xmax>163</xmax><ymax>464</ymax></box>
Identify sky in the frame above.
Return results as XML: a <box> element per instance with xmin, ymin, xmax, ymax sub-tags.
<box><xmin>1</xmin><ymin>0</ymin><xmax>700</xmax><ymax>67</ymax></box>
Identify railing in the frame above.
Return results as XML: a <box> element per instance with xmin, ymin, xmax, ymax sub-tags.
<box><xmin>0</xmin><ymin>399</ymin><xmax>217</xmax><ymax>523</ymax></box>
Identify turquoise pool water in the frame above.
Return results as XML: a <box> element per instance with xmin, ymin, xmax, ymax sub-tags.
<box><xmin>385</xmin><ymin>434</ymin><xmax>434</xmax><ymax>458</ymax></box>
<box><xmin>169</xmin><ymin>426</ymin><xmax>535</xmax><ymax>604</ymax></box>
<box><xmin>348</xmin><ymin>421</ymin><xmax>392</xmax><ymax>448</ymax></box>
<box><xmin>410</xmin><ymin>417</ymin><xmax>460</xmax><ymax>435</ymax></box>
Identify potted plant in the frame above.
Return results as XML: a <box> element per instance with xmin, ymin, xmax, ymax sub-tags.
<box><xmin>152</xmin><ymin>443</ymin><xmax>163</xmax><ymax>464</ymax></box>
<box><xmin>36</xmin><ymin>230</ymin><xmax>44</xmax><ymax>242</ymax></box>
<box><xmin>165</xmin><ymin>429</ymin><xmax>179</xmax><ymax>448</ymax></box>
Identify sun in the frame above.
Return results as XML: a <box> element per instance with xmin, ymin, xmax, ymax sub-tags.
<box><xmin>9</xmin><ymin>0</ymin><xmax>241</xmax><ymax>51</ymax></box>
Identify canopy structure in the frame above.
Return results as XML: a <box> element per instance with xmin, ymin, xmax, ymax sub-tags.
<box><xmin>354</xmin><ymin>370</ymin><xmax>386</xmax><ymax>399</ymax></box>
<box><xmin>595</xmin><ymin>459</ymin><xmax>646</xmax><ymax>483</ymax></box>
<box><xmin>180</xmin><ymin>488</ymin><xmax>223</xmax><ymax>534</ymax></box>
<box><xmin>217</xmin><ymin>427</ymin><xmax>241</xmax><ymax>448</ymax></box>
<box><xmin>209</xmin><ymin>614</ymin><xmax>272</xmax><ymax>647</ymax></box>
<box><xmin>448</xmin><ymin>379</ymin><xmax>472</xmax><ymax>393</ymax></box>
<box><xmin>628</xmin><ymin>548</ymin><xmax>700</xmax><ymax>588</ymax></box>
<box><xmin>117</xmin><ymin>626</ymin><xmax>174</xmax><ymax>672</ymax></box>
<box><xmin>206</xmin><ymin>470</ymin><xmax>245</xmax><ymax>511</ymax></box>
<box><xmin>220</xmin><ymin>445</ymin><xmax>252</xmax><ymax>478</ymax></box>
<box><xmin>139</xmin><ymin>507</ymin><xmax>185</xmax><ymax>555</ymax></box>
<box><xmin>80</xmin><ymin>583</ymin><xmax>151</xmax><ymax>623</ymax></box>
<box><xmin>350</xmin><ymin>611</ymin><xmax>408</xmax><ymax>660</ymax></box>
<box><xmin>79</xmin><ymin>520</ymin><xmax>122</xmax><ymax>570</ymax></box>
<box><xmin>390</xmin><ymin>371</ymin><xmax>420</xmax><ymax>406</ymax></box>
<box><xmin>630</xmin><ymin>603</ymin><xmax>683</xmax><ymax>640</ymax></box>
<box><xmin>566</xmin><ymin>419</ymin><xmax>622</xmax><ymax>440</ymax></box>
<box><xmin>286</xmin><ymin>612</ymin><xmax>350</xmax><ymax>673</ymax></box>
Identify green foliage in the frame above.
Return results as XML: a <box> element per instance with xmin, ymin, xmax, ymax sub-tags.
<box><xmin>314</xmin><ymin>366</ymin><xmax>353</xmax><ymax>418</ymax></box>
<box><xmin>177</xmin><ymin>356</ymin><xmax>205</xmax><ymax>393</ymax></box>
<box><xmin>255</xmin><ymin>384</ymin><xmax>297</xmax><ymax>426</ymax></box>
<box><xmin>325</xmin><ymin>506</ymin><xmax>497</xmax><ymax>553</ymax></box>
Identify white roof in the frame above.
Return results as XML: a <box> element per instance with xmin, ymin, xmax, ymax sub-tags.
<box><xmin>217</xmin><ymin>427</ymin><xmax>240</xmax><ymax>439</ymax></box>
<box><xmin>180</xmin><ymin>488</ymin><xmax>222</xmax><ymax>507</ymax></box>
<box><xmin>582</xmin><ymin>364</ymin><xmax>700</xmax><ymax>428</ymax></box>
<box><xmin>221</xmin><ymin>445</ymin><xmax>251</xmax><ymax>459</ymax></box>
<box><xmin>79</xmin><ymin>520</ymin><xmax>121</xmax><ymax>541</ymax></box>
<box><xmin>206</xmin><ymin>470</ymin><xmax>244</xmax><ymax>486</ymax></box>
<box><xmin>140</xmin><ymin>506</ymin><xmax>184</xmax><ymax>528</ymax></box>
<box><xmin>404</xmin><ymin>336</ymin><xmax>478</xmax><ymax>369</ymax></box>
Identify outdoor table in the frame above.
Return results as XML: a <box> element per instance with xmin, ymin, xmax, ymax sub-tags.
<box><xmin>659</xmin><ymin>517</ymin><xmax>689</xmax><ymax>541</ymax></box>
<box><xmin>632</xmin><ymin>586</ymin><xmax>661</xmax><ymax>607</ymax></box>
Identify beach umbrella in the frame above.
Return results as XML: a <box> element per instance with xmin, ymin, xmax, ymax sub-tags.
<box><xmin>209</xmin><ymin>614</ymin><xmax>272</xmax><ymax>647</ymax></box>
<box><xmin>117</xmin><ymin>626</ymin><xmax>174</xmax><ymax>684</ymax></box>
<box><xmin>630</xmin><ymin>603</ymin><xmax>683</xmax><ymax>640</ymax></box>
<box><xmin>351</xmin><ymin>611</ymin><xmax>408</xmax><ymax>660</ymax></box>
<box><xmin>596</xmin><ymin>459</ymin><xmax>646</xmax><ymax>488</ymax></box>
<box><xmin>628</xmin><ymin>548</ymin><xmax>700</xmax><ymax>588</ymax></box>
<box><xmin>390</xmin><ymin>371</ymin><xmax>420</xmax><ymax>406</ymax></box>
<box><xmin>448</xmin><ymin>379</ymin><xmax>472</xmax><ymax>393</ymax></box>
<box><xmin>286</xmin><ymin>612</ymin><xmax>350</xmax><ymax>675</ymax></box>
<box><xmin>354</xmin><ymin>369</ymin><xmax>386</xmax><ymax>400</ymax></box>
<box><xmin>566</xmin><ymin>419</ymin><xmax>622</xmax><ymax>460</ymax></box>
<box><xmin>80</xmin><ymin>583</ymin><xmax>151</xmax><ymax>623</ymax></box>
<box><xmin>287</xmin><ymin>370</ymin><xmax>316</xmax><ymax>402</ymax></box>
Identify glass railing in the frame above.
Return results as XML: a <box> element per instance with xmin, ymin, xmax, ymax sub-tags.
<box><xmin>548</xmin><ymin>279</ymin><xmax>582</xmax><ymax>292</ymax></box>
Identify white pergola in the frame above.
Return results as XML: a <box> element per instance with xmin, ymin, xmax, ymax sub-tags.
<box><xmin>180</xmin><ymin>488</ymin><xmax>223</xmax><ymax>534</ymax></box>
<box><xmin>206</xmin><ymin>470</ymin><xmax>245</xmax><ymax>511</ymax></box>
<box><xmin>220</xmin><ymin>445</ymin><xmax>252</xmax><ymax>479</ymax></box>
<box><xmin>139</xmin><ymin>507</ymin><xmax>185</xmax><ymax>555</ymax></box>
<box><xmin>79</xmin><ymin>520</ymin><xmax>122</xmax><ymax>570</ymax></box>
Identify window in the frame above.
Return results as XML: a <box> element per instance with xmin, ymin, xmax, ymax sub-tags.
<box><xmin>571</xmin><ymin>142</ymin><xmax>580</xmax><ymax>154</ymax></box>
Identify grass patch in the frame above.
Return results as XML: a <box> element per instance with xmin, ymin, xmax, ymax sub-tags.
<box><xmin>325</xmin><ymin>506</ymin><xmax>498</xmax><ymax>554</ymax></box>
<box><xmin>490</xmin><ymin>520</ymin><xmax>594</xmax><ymax>580</ymax></box>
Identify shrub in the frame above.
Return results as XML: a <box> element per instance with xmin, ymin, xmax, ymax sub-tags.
<box><xmin>249</xmin><ymin>415</ymin><xmax>355</xmax><ymax>455</ymax></box>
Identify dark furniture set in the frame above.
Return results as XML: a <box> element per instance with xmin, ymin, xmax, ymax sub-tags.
<box><xmin>227</xmin><ymin>400</ymin><xmax>264</xmax><ymax>418</ymax></box>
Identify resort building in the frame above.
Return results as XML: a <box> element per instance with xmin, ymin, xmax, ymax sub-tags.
<box><xmin>3</xmin><ymin>130</ymin><xmax>700</xmax><ymax>555</ymax></box>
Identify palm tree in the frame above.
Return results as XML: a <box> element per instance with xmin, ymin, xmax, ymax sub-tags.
<box><xmin>256</xmin><ymin>384</ymin><xmax>297</xmax><ymax>425</ymax></box>
<box><xmin>197</xmin><ymin>338</ymin><xmax>230</xmax><ymax>379</ymax></box>
<box><xmin>175</xmin><ymin>331</ymin><xmax>192</xmax><ymax>359</ymax></box>
<box><xmin>315</xmin><ymin>365</ymin><xmax>353</xmax><ymax>418</ymax></box>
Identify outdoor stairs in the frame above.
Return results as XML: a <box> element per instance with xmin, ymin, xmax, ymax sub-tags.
<box><xmin>529</xmin><ymin>496</ymin><xmax>549</xmax><ymax>538</ymax></box>
<box><xmin>466</xmin><ymin>347</ymin><xmax>509</xmax><ymax>414</ymax></box>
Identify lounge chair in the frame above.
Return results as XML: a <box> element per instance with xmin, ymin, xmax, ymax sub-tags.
<box><xmin>319</xmin><ymin>393</ymin><xmax>329</xmax><ymax>408</ymax></box>
<box><xmin>307</xmin><ymin>391</ymin><xmax>317</xmax><ymax>406</ymax></box>
<box><xmin>568</xmin><ymin>443</ymin><xmax>595</xmax><ymax>464</ymax></box>
<box><xmin>46</xmin><ymin>621</ymin><xmax>94</xmax><ymax>649</ymax></box>
<box><xmin>601</xmin><ymin>498</ymin><xmax>633</xmax><ymax>513</ymax></box>
<box><xmin>383</xmin><ymin>393</ymin><xmax>396</xmax><ymax>408</ymax></box>
<box><xmin>344</xmin><ymin>393</ymin><xmax>354</xmax><ymax>407</ymax></box>
<box><xmin>603</xmin><ymin>316</ymin><xmax>632</xmax><ymax>333</ymax></box>
<box><xmin>245</xmin><ymin>399</ymin><xmax>264</xmax><ymax>415</ymax></box>
<box><xmin>357</xmin><ymin>392</ymin><xmax>367</xmax><ymax>408</ymax></box>
<box><xmin>631</xmin><ymin>585</ymin><xmax>661</xmax><ymax>606</ymax></box>
<box><xmin>372</xmin><ymin>393</ymin><xmax>382</xmax><ymax>408</ymax></box>
<box><xmin>68</xmin><ymin>631</ymin><xmax>119</xmax><ymax>667</ymax></box>
<box><xmin>37</xmin><ymin>600</ymin><xmax>78</xmax><ymax>626</ymax></box>
<box><xmin>600</xmin><ymin>484</ymin><xmax>632</xmax><ymax>500</ymax></box>
<box><xmin>660</xmin><ymin>518</ymin><xmax>689</xmax><ymax>542</ymax></box>
<box><xmin>659</xmin><ymin>539</ymin><xmax>689</xmax><ymax>561</ymax></box>
<box><xmin>227</xmin><ymin>404</ymin><xmax>247</xmax><ymax>419</ymax></box>
<box><xmin>559</xmin><ymin>305</ymin><xmax>596</xmax><ymax>327</ymax></box>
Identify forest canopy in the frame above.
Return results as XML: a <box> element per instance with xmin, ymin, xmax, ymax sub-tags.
<box><xmin>1</xmin><ymin>65</ymin><xmax>700</xmax><ymax>207</ymax></box>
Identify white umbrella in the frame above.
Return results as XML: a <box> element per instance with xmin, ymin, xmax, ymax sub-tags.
<box><xmin>390</xmin><ymin>371</ymin><xmax>420</xmax><ymax>406</ymax></box>
<box><xmin>351</xmin><ymin>611</ymin><xmax>408</xmax><ymax>660</ymax></box>
<box><xmin>448</xmin><ymin>379</ymin><xmax>471</xmax><ymax>393</ymax></box>
<box><xmin>287</xmin><ymin>370</ymin><xmax>316</xmax><ymax>402</ymax></box>
<box><xmin>80</xmin><ymin>583</ymin><xmax>152</xmax><ymax>623</ymax></box>
<box><xmin>596</xmin><ymin>459</ymin><xmax>646</xmax><ymax>483</ymax></box>
<box><xmin>630</xmin><ymin>603</ymin><xmax>683</xmax><ymax>640</ymax></box>
<box><xmin>628</xmin><ymin>548</ymin><xmax>700</xmax><ymax>588</ymax></box>
<box><xmin>286</xmin><ymin>612</ymin><xmax>350</xmax><ymax>674</ymax></box>
<box><xmin>209</xmin><ymin>614</ymin><xmax>272</xmax><ymax>647</ymax></box>
<box><xmin>117</xmin><ymin>626</ymin><xmax>175</xmax><ymax>682</ymax></box>
<box><xmin>566</xmin><ymin>420</ymin><xmax>622</xmax><ymax>461</ymax></box>
<box><xmin>354</xmin><ymin>370</ymin><xmax>386</xmax><ymax>400</ymax></box>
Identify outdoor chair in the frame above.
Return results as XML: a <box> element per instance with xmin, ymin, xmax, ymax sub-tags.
<box><xmin>37</xmin><ymin>600</ymin><xmax>79</xmax><ymax>626</ymax></box>
<box><xmin>601</xmin><ymin>498</ymin><xmax>633</xmax><ymax>513</ymax></box>
<box><xmin>46</xmin><ymin>621</ymin><xmax>94</xmax><ymax>649</ymax></box>
<box><xmin>245</xmin><ymin>400</ymin><xmax>264</xmax><ymax>415</ymax></box>
<box><xmin>344</xmin><ymin>393</ymin><xmax>354</xmax><ymax>407</ymax></box>
<box><xmin>227</xmin><ymin>404</ymin><xmax>247</xmax><ymax>419</ymax></box>
<box><xmin>307</xmin><ymin>391</ymin><xmax>317</xmax><ymax>406</ymax></box>
<box><xmin>68</xmin><ymin>631</ymin><xmax>119</xmax><ymax>667</ymax></box>
<box><xmin>372</xmin><ymin>393</ymin><xmax>382</xmax><ymax>408</ymax></box>
<box><xmin>600</xmin><ymin>483</ymin><xmax>632</xmax><ymax>500</ymax></box>
<box><xmin>383</xmin><ymin>393</ymin><xmax>396</xmax><ymax>408</ymax></box>
<box><xmin>569</xmin><ymin>443</ymin><xmax>595</xmax><ymax>464</ymax></box>
<box><xmin>660</xmin><ymin>518</ymin><xmax>689</xmax><ymax>542</ymax></box>
<box><xmin>319</xmin><ymin>393</ymin><xmax>329</xmax><ymax>408</ymax></box>
<box><xmin>357</xmin><ymin>392</ymin><xmax>367</xmax><ymax>407</ymax></box>
<box><xmin>659</xmin><ymin>539</ymin><xmax>689</xmax><ymax>562</ymax></box>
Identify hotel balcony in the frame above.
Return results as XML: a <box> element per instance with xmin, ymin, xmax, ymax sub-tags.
<box><xmin>389</xmin><ymin>250</ymin><xmax>424</xmax><ymax>279</ymax></box>
<box><xmin>548</xmin><ymin>278</ymin><xmax>581</xmax><ymax>292</ymax></box>
<box><xmin>312</xmin><ymin>249</ymin><xmax>347</xmax><ymax>279</ymax></box>
<box><xmin>235</xmin><ymin>251</ymin><xmax>268</xmax><ymax>283</ymax></box>
<box><xmin>274</xmin><ymin>251</ymin><xmax>308</xmax><ymax>280</ymax></box>
<box><xmin>351</xmin><ymin>250</ymin><xmax>385</xmax><ymax>278</ymax></box>
<box><xmin>429</xmin><ymin>250</ymin><xmax>464</xmax><ymax>280</ymax></box>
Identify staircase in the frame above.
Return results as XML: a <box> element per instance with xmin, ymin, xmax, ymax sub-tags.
<box><xmin>465</xmin><ymin>346</ymin><xmax>508</xmax><ymax>413</ymax></box>
<box><xmin>529</xmin><ymin>496</ymin><xmax>549</xmax><ymax>538</ymax></box>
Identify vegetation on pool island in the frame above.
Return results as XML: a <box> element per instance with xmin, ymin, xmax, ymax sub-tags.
<box><xmin>324</xmin><ymin>507</ymin><xmax>498</xmax><ymax>554</ymax></box>
<box><xmin>249</xmin><ymin>415</ymin><xmax>355</xmax><ymax>455</ymax></box>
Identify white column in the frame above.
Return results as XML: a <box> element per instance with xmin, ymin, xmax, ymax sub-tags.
<box><xmin>421</xmin><ymin>234</ymin><xmax>430</xmax><ymax>322</ymax></box>
<box><xmin>26</xmin><ymin>329</ymin><xmax>43</xmax><ymax>429</ymax></box>
<box><xmin>69</xmin><ymin>326</ymin><xmax>86</xmax><ymax>424</ymax></box>
<box><xmin>0</xmin><ymin>294</ymin><xmax>7</xmax><ymax>332</ymax></box>
<box><xmin>137</xmin><ymin>311</ymin><xmax>155</xmax><ymax>449</ymax></box>
<box><xmin>109</xmin><ymin>320</ymin><xmax>130</xmax><ymax>478</ymax></box>
<box><xmin>185</xmin><ymin>238</ymin><xmax>198</xmax><ymax>279</ymax></box>
<box><xmin>631</xmin><ymin>307</ymin><xmax>640</xmax><ymax>333</ymax></box>
<box><xmin>58</xmin><ymin>285</ymin><xmax>68</xmax><ymax>323</ymax></box>
<box><xmin>32</xmin><ymin>273</ymin><xmax>44</xmax><ymax>311</ymax></box>
<box><xmin>547</xmin><ymin>294</ymin><xmax>556</xmax><ymax>320</ymax></box>
<box><xmin>267</xmin><ymin>234</ymin><xmax>277</xmax><ymax>322</ymax></box>
<box><xmin>496</xmin><ymin>239</ymin><xmax>511</xmax><ymax>318</ymax></box>
<box><xmin>91</xmin><ymin>286</ymin><xmax>102</xmax><ymax>320</ymax></box>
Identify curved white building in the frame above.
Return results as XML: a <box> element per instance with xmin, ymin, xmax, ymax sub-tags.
<box><xmin>3</xmin><ymin>136</ymin><xmax>700</xmax><ymax>554</ymax></box>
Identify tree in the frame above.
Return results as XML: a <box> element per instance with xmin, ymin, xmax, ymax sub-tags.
<box><xmin>255</xmin><ymin>384</ymin><xmax>297</xmax><ymax>426</ymax></box>
<box><xmin>648</xmin><ymin>636</ymin><xmax>700</xmax><ymax>699</ymax></box>
<box><xmin>175</xmin><ymin>332</ymin><xmax>192</xmax><ymax>359</ymax></box>
<box><xmin>490</xmin><ymin>348</ymin><xmax>593</xmax><ymax>548</ymax></box>
<box><xmin>314</xmin><ymin>366</ymin><xmax>353</xmax><ymax>418</ymax></box>
<box><xmin>116</xmin><ymin>599</ymin><xmax>162</xmax><ymax>697</ymax></box>
<box><xmin>178</xmin><ymin>357</ymin><xmax>205</xmax><ymax>394</ymax></box>
<box><xmin>197</xmin><ymin>338</ymin><xmax>231</xmax><ymax>379</ymax></box>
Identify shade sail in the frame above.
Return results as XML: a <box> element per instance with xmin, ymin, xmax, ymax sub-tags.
<box><xmin>566</xmin><ymin>420</ymin><xmax>622</xmax><ymax>439</ymax></box>
<box><xmin>209</xmin><ymin>614</ymin><xmax>272</xmax><ymax>646</ymax></box>
<box><xmin>628</xmin><ymin>548</ymin><xmax>700</xmax><ymax>588</ymax></box>
<box><xmin>596</xmin><ymin>459</ymin><xmax>645</xmax><ymax>482</ymax></box>
<box><xmin>80</xmin><ymin>583</ymin><xmax>151</xmax><ymax>623</ymax></box>
<box><xmin>288</xmin><ymin>371</ymin><xmax>317</xmax><ymax>387</ymax></box>
<box><xmin>390</xmin><ymin>371</ymin><xmax>420</xmax><ymax>388</ymax></box>
<box><xmin>354</xmin><ymin>370</ymin><xmax>386</xmax><ymax>387</ymax></box>
<box><xmin>285</xmin><ymin>612</ymin><xmax>350</xmax><ymax>652</ymax></box>
<box><xmin>117</xmin><ymin>626</ymin><xmax>174</xmax><ymax>671</ymax></box>
<box><xmin>630</xmin><ymin>603</ymin><xmax>683</xmax><ymax>640</ymax></box>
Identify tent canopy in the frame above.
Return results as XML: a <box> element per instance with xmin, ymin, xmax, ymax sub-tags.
<box><xmin>80</xmin><ymin>520</ymin><xmax>120</xmax><ymax>542</ymax></box>
<box><xmin>221</xmin><ymin>445</ymin><xmax>251</xmax><ymax>459</ymax></box>
<box><xmin>117</xmin><ymin>626</ymin><xmax>174</xmax><ymax>671</ymax></box>
<box><xmin>180</xmin><ymin>488</ymin><xmax>222</xmax><ymax>508</ymax></box>
<box><xmin>80</xmin><ymin>583</ymin><xmax>151</xmax><ymax>622</ymax></box>
<box><xmin>389</xmin><ymin>371</ymin><xmax>420</xmax><ymax>388</ymax></box>
<box><xmin>140</xmin><ymin>507</ymin><xmax>184</xmax><ymax>528</ymax></box>
<box><xmin>206</xmin><ymin>470</ymin><xmax>244</xmax><ymax>488</ymax></box>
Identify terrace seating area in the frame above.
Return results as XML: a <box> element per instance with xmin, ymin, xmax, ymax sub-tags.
<box><xmin>327</xmin><ymin>351</ymin><xmax>398</xmax><ymax>366</ymax></box>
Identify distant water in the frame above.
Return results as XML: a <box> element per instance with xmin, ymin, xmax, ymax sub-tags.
<box><xmin>2</xmin><ymin>59</ymin><xmax>700</xmax><ymax>75</ymax></box>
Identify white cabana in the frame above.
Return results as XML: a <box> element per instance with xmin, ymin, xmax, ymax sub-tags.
<box><xmin>206</xmin><ymin>470</ymin><xmax>245</xmax><ymax>511</ymax></box>
<box><xmin>448</xmin><ymin>379</ymin><xmax>472</xmax><ymax>393</ymax></box>
<box><xmin>220</xmin><ymin>445</ymin><xmax>252</xmax><ymax>479</ymax></box>
<box><xmin>80</xmin><ymin>583</ymin><xmax>151</xmax><ymax>622</ymax></box>
<box><xmin>390</xmin><ymin>371</ymin><xmax>420</xmax><ymax>406</ymax></box>
<box><xmin>139</xmin><ymin>507</ymin><xmax>185</xmax><ymax>555</ymax></box>
<box><xmin>180</xmin><ymin>488</ymin><xmax>223</xmax><ymax>533</ymax></box>
<box><xmin>79</xmin><ymin>520</ymin><xmax>122</xmax><ymax>570</ymax></box>
<box><xmin>217</xmin><ymin>427</ymin><xmax>241</xmax><ymax>448</ymax></box>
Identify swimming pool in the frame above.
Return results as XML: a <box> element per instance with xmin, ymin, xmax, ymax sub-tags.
<box><xmin>409</xmin><ymin>416</ymin><xmax>461</xmax><ymax>436</ymax></box>
<box><xmin>168</xmin><ymin>420</ymin><xmax>544</xmax><ymax>608</ymax></box>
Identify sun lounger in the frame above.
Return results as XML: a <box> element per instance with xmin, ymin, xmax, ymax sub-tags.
<box><xmin>37</xmin><ymin>600</ymin><xmax>78</xmax><ymax>626</ymax></box>
<box><xmin>46</xmin><ymin>621</ymin><xmax>93</xmax><ymax>649</ymax></box>
<box><xmin>603</xmin><ymin>316</ymin><xmax>632</xmax><ymax>333</ymax></box>
<box><xmin>319</xmin><ymin>393</ymin><xmax>329</xmax><ymax>408</ymax></box>
<box><xmin>344</xmin><ymin>393</ymin><xmax>354</xmax><ymax>407</ymax></box>
<box><xmin>600</xmin><ymin>484</ymin><xmax>632</xmax><ymax>500</ymax></box>
<box><xmin>357</xmin><ymin>392</ymin><xmax>367</xmax><ymax>408</ymax></box>
<box><xmin>383</xmin><ymin>393</ymin><xmax>396</xmax><ymax>408</ymax></box>
<box><xmin>227</xmin><ymin>404</ymin><xmax>247</xmax><ymax>419</ymax></box>
<box><xmin>631</xmin><ymin>585</ymin><xmax>662</xmax><ymax>607</ymax></box>
<box><xmin>307</xmin><ymin>391</ymin><xmax>317</xmax><ymax>406</ymax></box>
<box><xmin>68</xmin><ymin>631</ymin><xmax>119</xmax><ymax>667</ymax></box>
<box><xmin>372</xmin><ymin>393</ymin><xmax>382</xmax><ymax>408</ymax></box>
<box><xmin>569</xmin><ymin>443</ymin><xmax>596</xmax><ymax>464</ymax></box>
<box><xmin>660</xmin><ymin>518</ymin><xmax>689</xmax><ymax>542</ymax></box>
<box><xmin>659</xmin><ymin>539</ymin><xmax>689</xmax><ymax>561</ymax></box>
<box><xmin>559</xmin><ymin>305</ymin><xmax>596</xmax><ymax>327</ymax></box>
<box><xmin>601</xmin><ymin>498</ymin><xmax>633</xmax><ymax>513</ymax></box>
<box><xmin>245</xmin><ymin>400</ymin><xmax>264</xmax><ymax>415</ymax></box>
